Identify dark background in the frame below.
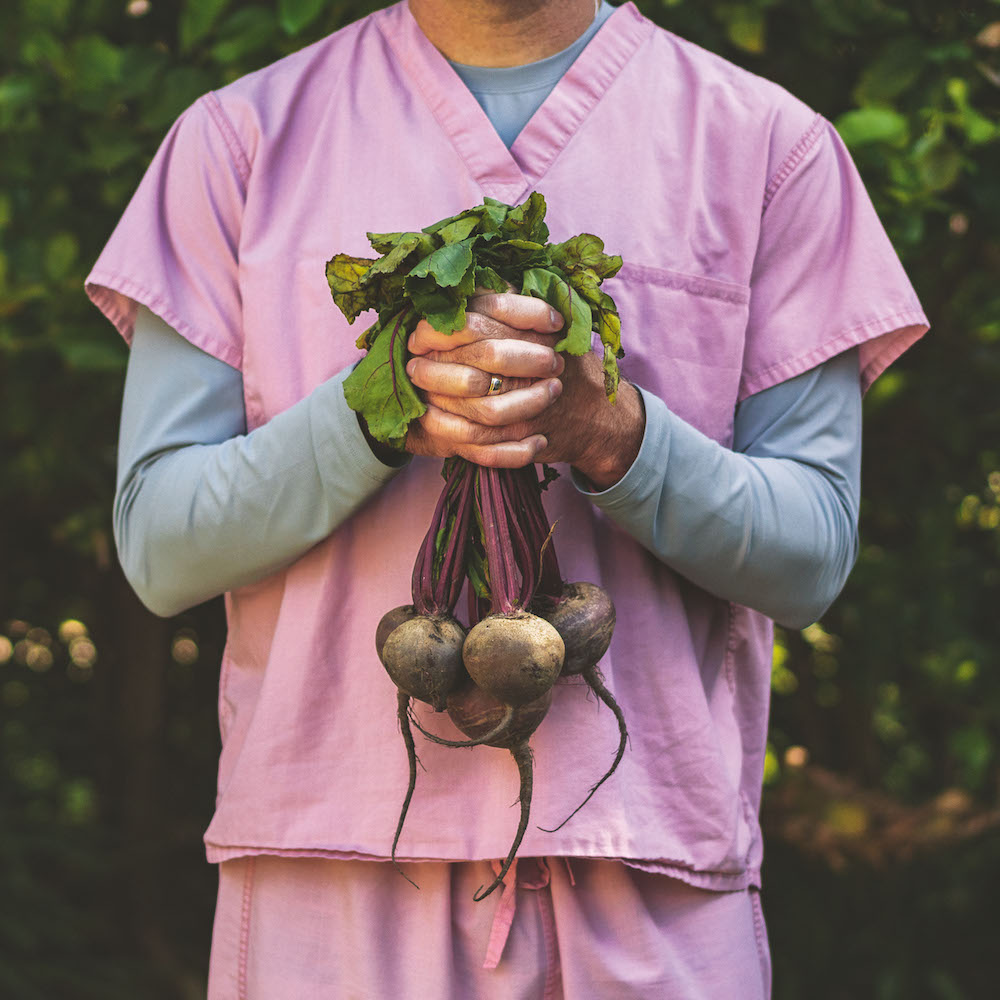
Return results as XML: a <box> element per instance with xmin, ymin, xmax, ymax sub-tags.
<box><xmin>2</xmin><ymin>1</ymin><xmax>999</xmax><ymax>996</ymax></box>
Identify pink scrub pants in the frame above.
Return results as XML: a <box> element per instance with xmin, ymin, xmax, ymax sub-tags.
<box><xmin>207</xmin><ymin>856</ymin><xmax>771</xmax><ymax>999</ymax></box>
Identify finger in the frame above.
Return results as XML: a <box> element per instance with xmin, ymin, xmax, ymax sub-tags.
<box><xmin>416</xmin><ymin>404</ymin><xmax>541</xmax><ymax>450</ymax></box>
<box><xmin>407</xmin><ymin>357</ymin><xmax>534</xmax><ymax>398</ymax></box>
<box><xmin>408</xmin><ymin>305</ymin><xmax>562</xmax><ymax>355</ymax></box>
<box><xmin>468</xmin><ymin>292</ymin><xmax>564</xmax><ymax>334</ymax></box>
<box><xmin>425</xmin><ymin>378</ymin><xmax>561</xmax><ymax>427</ymax></box>
<box><xmin>416</xmin><ymin>338</ymin><xmax>564</xmax><ymax>379</ymax></box>
<box><xmin>405</xmin><ymin>414</ymin><xmax>547</xmax><ymax>468</ymax></box>
<box><xmin>455</xmin><ymin>437</ymin><xmax>549</xmax><ymax>469</ymax></box>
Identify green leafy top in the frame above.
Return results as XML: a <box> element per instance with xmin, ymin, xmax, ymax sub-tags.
<box><xmin>325</xmin><ymin>192</ymin><xmax>625</xmax><ymax>448</ymax></box>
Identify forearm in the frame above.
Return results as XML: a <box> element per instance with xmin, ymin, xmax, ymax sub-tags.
<box><xmin>115</xmin><ymin>308</ymin><xmax>406</xmax><ymax>617</ymax></box>
<box><xmin>578</xmin><ymin>355</ymin><xmax>862</xmax><ymax>628</ymax></box>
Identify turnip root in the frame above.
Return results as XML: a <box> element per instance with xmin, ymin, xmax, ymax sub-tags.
<box><xmin>447</xmin><ymin>680</ymin><xmax>552</xmax><ymax>750</ymax></box>
<box><xmin>446</xmin><ymin>681</ymin><xmax>552</xmax><ymax>900</ymax></box>
<box><xmin>535</xmin><ymin>581</ymin><xmax>629</xmax><ymax>833</ymax></box>
<box><xmin>380</xmin><ymin>614</ymin><xmax>465</xmax><ymax>712</ymax></box>
<box><xmin>462</xmin><ymin>612</ymin><xmax>564</xmax><ymax>706</ymax></box>
<box><xmin>538</xmin><ymin>582</ymin><xmax>615</xmax><ymax>676</ymax></box>
<box><xmin>375</xmin><ymin>604</ymin><xmax>416</xmax><ymax>662</ymax></box>
<box><xmin>391</xmin><ymin>690</ymin><xmax>420</xmax><ymax>887</ymax></box>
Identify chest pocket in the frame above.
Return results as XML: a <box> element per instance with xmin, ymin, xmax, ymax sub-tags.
<box><xmin>603</xmin><ymin>262</ymin><xmax>750</xmax><ymax>447</ymax></box>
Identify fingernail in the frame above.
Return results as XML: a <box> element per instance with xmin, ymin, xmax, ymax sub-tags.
<box><xmin>406</xmin><ymin>359</ymin><xmax>417</xmax><ymax>377</ymax></box>
<box><xmin>550</xmin><ymin>353</ymin><xmax>564</xmax><ymax>375</ymax></box>
<box><xmin>548</xmin><ymin>378</ymin><xmax>562</xmax><ymax>399</ymax></box>
<box><xmin>549</xmin><ymin>308</ymin><xmax>563</xmax><ymax>328</ymax></box>
<box><xmin>533</xmin><ymin>435</ymin><xmax>548</xmax><ymax>454</ymax></box>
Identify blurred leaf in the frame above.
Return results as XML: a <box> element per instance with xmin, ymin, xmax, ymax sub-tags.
<box><xmin>915</xmin><ymin>140</ymin><xmax>964</xmax><ymax>191</ymax></box>
<box><xmin>0</xmin><ymin>75</ymin><xmax>39</xmax><ymax>130</ymax></box>
<box><xmin>278</xmin><ymin>0</ymin><xmax>328</xmax><ymax>36</ymax></box>
<box><xmin>210</xmin><ymin>6</ymin><xmax>278</xmax><ymax>64</ymax></box>
<box><xmin>142</xmin><ymin>66</ymin><xmax>216</xmax><ymax>129</ymax></box>
<box><xmin>719</xmin><ymin>5</ymin><xmax>767</xmax><ymax>54</ymax></box>
<box><xmin>20</xmin><ymin>0</ymin><xmax>71</xmax><ymax>28</ymax></box>
<box><xmin>56</xmin><ymin>338</ymin><xmax>127</xmax><ymax>372</ymax></box>
<box><xmin>948</xmin><ymin>723</ymin><xmax>992</xmax><ymax>789</ymax></box>
<box><xmin>179</xmin><ymin>0</ymin><xmax>231</xmax><ymax>52</ymax></box>
<box><xmin>67</xmin><ymin>35</ymin><xmax>124</xmax><ymax>94</ymax></box>
<box><xmin>43</xmin><ymin>234</ymin><xmax>78</xmax><ymax>281</ymax></box>
<box><xmin>117</xmin><ymin>45</ymin><xmax>171</xmax><ymax>101</ymax></box>
<box><xmin>853</xmin><ymin>37</ymin><xmax>924</xmax><ymax>105</ymax></box>
<box><xmin>84</xmin><ymin>133</ymin><xmax>145</xmax><ymax>173</ymax></box>
<box><xmin>834</xmin><ymin>106</ymin><xmax>910</xmax><ymax>147</ymax></box>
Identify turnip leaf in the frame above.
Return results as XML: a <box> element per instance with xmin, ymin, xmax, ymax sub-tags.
<box><xmin>343</xmin><ymin>307</ymin><xmax>423</xmax><ymax>447</ymax></box>
<box><xmin>436</xmin><ymin>215</ymin><xmax>480</xmax><ymax>244</ymax></box>
<box><xmin>520</xmin><ymin>267</ymin><xmax>592</xmax><ymax>355</ymax></box>
<box><xmin>502</xmin><ymin>191</ymin><xmax>548</xmax><ymax>243</ymax></box>
<box><xmin>325</xmin><ymin>253</ymin><xmax>377</xmax><ymax>323</ymax></box>
<box><xmin>474</xmin><ymin>266</ymin><xmax>509</xmax><ymax>294</ymax></box>
<box><xmin>368</xmin><ymin>232</ymin><xmax>435</xmax><ymax>277</ymax></box>
<box><xmin>407</xmin><ymin>237</ymin><xmax>476</xmax><ymax>287</ymax></box>
<box><xmin>552</xmin><ymin>234</ymin><xmax>622</xmax><ymax>280</ymax></box>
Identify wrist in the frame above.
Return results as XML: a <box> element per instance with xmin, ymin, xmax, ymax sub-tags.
<box><xmin>571</xmin><ymin>380</ymin><xmax>645</xmax><ymax>491</ymax></box>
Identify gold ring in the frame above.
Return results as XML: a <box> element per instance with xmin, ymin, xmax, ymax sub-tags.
<box><xmin>486</xmin><ymin>375</ymin><xmax>504</xmax><ymax>396</ymax></box>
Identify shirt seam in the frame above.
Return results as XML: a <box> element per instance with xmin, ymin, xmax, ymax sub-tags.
<box><xmin>528</xmin><ymin>19</ymin><xmax>652</xmax><ymax>191</ymax></box>
<box><xmin>201</xmin><ymin>91</ymin><xmax>252</xmax><ymax>188</ymax></box>
<box><xmin>761</xmin><ymin>112</ymin><xmax>826</xmax><ymax>213</ymax></box>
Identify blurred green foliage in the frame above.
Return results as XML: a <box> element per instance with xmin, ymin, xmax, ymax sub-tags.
<box><xmin>1</xmin><ymin>0</ymin><xmax>998</xmax><ymax>996</ymax></box>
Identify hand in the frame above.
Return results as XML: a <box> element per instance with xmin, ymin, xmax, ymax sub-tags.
<box><xmin>403</xmin><ymin>292</ymin><xmax>565</xmax><ymax>467</ymax></box>
<box><xmin>405</xmin><ymin>292</ymin><xmax>645</xmax><ymax>487</ymax></box>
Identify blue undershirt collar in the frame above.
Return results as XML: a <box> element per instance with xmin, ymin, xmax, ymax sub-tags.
<box><xmin>448</xmin><ymin>1</ymin><xmax>615</xmax><ymax>148</ymax></box>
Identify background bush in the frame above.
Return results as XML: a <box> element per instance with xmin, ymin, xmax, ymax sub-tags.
<box><xmin>1</xmin><ymin>1</ymin><xmax>998</xmax><ymax>996</ymax></box>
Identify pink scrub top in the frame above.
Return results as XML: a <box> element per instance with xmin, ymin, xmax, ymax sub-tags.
<box><xmin>86</xmin><ymin>1</ymin><xmax>927</xmax><ymax>891</ymax></box>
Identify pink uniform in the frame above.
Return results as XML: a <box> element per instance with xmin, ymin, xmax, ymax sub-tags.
<box><xmin>86</xmin><ymin>2</ymin><xmax>927</xmax><ymax>994</ymax></box>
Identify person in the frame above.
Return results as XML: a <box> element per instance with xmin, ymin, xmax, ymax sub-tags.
<box><xmin>86</xmin><ymin>1</ymin><xmax>928</xmax><ymax>996</ymax></box>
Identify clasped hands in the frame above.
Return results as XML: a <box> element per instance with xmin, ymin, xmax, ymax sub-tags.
<box><xmin>401</xmin><ymin>291</ymin><xmax>644</xmax><ymax>490</ymax></box>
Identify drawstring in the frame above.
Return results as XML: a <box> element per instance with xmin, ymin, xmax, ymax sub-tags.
<box><xmin>482</xmin><ymin>859</ymin><xmax>523</xmax><ymax>970</ymax></box>
<box><xmin>482</xmin><ymin>857</ymin><xmax>575</xmax><ymax>971</ymax></box>
<box><xmin>563</xmin><ymin>857</ymin><xmax>576</xmax><ymax>887</ymax></box>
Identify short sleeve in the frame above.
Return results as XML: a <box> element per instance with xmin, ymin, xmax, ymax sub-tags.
<box><xmin>741</xmin><ymin>117</ymin><xmax>928</xmax><ymax>399</ymax></box>
<box><xmin>85</xmin><ymin>93</ymin><xmax>248</xmax><ymax>369</ymax></box>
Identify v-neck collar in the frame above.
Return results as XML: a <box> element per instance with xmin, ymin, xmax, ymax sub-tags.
<box><xmin>374</xmin><ymin>1</ymin><xmax>652</xmax><ymax>203</ymax></box>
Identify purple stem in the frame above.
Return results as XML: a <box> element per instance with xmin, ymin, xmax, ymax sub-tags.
<box><xmin>411</xmin><ymin>458</ymin><xmax>471</xmax><ymax>617</ymax></box>
<box><xmin>480</xmin><ymin>467</ymin><xmax>516</xmax><ymax>614</ymax></box>
<box><xmin>435</xmin><ymin>462</ymin><xmax>477</xmax><ymax>612</ymax></box>
<box><xmin>500</xmin><ymin>471</ymin><xmax>536</xmax><ymax>607</ymax></box>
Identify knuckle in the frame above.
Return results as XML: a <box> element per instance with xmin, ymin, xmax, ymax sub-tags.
<box><xmin>475</xmin><ymin>401</ymin><xmax>507</xmax><ymax>427</ymax></box>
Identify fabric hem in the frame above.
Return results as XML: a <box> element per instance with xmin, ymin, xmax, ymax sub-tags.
<box><xmin>204</xmin><ymin>842</ymin><xmax>757</xmax><ymax>891</ymax></box>
<box><xmin>85</xmin><ymin>269</ymin><xmax>243</xmax><ymax>369</ymax></box>
<box><xmin>738</xmin><ymin>308</ymin><xmax>929</xmax><ymax>401</ymax></box>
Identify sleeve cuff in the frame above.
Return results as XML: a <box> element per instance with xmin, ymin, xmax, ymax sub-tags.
<box><xmin>572</xmin><ymin>385</ymin><xmax>671</xmax><ymax>512</ymax></box>
<box><xmin>309</xmin><ymin>366</ymin><xmax>413</xmax><ymax>489</ymax></box>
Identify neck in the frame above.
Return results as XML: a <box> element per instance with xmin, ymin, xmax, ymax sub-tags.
<box><xmin>408</xmin><ymin>0</ymin><xmax>598</xmax><ymax>67</ymax></box>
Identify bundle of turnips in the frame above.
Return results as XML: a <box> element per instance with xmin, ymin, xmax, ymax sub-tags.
<box><xmin>327</xmin><ymin>193</ymin><xmax>628</xmax><ymax>901</ymax></box>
